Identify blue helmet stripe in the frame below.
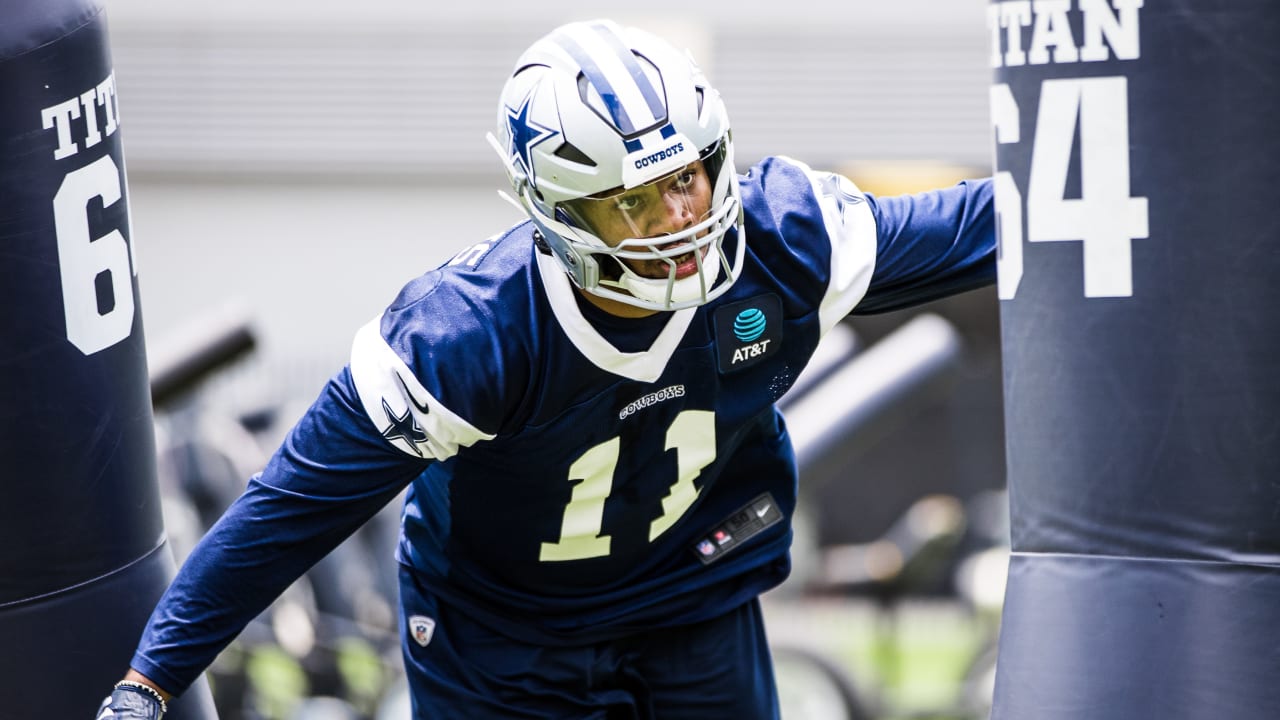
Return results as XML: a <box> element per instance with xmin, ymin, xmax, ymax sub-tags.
<box><xmin>553</xmin><ymin>32</ymin><xmax>636</xmax><ymax>135</ymax></box>
<box><xmin>590</xmin><ymin>22</ymin><xmax>667</xmax><ymax>124</ymax></box>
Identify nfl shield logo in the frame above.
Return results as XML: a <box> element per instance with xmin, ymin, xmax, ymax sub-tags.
<box><xmin>408</xmin><ymin>614</ymin><xmax>436</xmax><ymax>647</ymax></box>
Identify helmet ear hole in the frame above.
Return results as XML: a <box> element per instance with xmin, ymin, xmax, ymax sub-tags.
<box><xmin>554</xmin><ymin>141</ymin><xmax>596</xmax><ymax>167</ymax></box>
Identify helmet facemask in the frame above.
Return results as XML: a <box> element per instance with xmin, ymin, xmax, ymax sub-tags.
<box><xmin>556</xmin><ymin>138</ymin><xmax>742</xmax><ymax>309</ymax></box>
<box><xmin>488</xmin><ymin>20</ymin><xmax>745</xmax><ymax>312</ymax></box>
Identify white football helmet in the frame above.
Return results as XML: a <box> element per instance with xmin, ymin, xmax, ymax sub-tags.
<box><xmin>488</xmin><ymin>19</ymin><xmax>744</xmax><ymax>311</ymax></box>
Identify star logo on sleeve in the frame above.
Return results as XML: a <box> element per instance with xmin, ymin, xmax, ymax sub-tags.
<box><xmin>506</xmin><ymin>90</ymin><xmax>559</xmax><ymax>184</ymax></box>
<box><xmin>381</xmin><ymin>397</ymin><xmax>428</xmax><ymax>456</ymax></box>
<box><xmin>818</xmin><ymin>173</ymin><xmax>863</xmax><ymax>224</ymax></box>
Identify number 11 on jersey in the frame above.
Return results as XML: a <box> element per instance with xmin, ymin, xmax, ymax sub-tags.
<box><xmin>540</xmin><ymin>410</ymin><xmax>716</xmax><ymax>562</ymax></box>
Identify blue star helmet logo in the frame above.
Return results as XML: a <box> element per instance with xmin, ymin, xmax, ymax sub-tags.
<box><xmin>506</xmin><ymin>90</ymin><xmax>560</xmax><ymax>185</ymax></box>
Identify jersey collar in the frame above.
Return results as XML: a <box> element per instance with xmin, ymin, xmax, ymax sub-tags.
<box><xmin>535</xmin><ymin>249</ymin><xmax>695</xmax><ymax>382</ymax></box>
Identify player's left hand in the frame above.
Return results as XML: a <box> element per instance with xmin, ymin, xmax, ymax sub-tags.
<box><xmin>94</xmin><ymin>682</ymin><xmax>166</xmax><ymax>719</ymax></box>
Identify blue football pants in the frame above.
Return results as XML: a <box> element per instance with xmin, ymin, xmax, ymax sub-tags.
<box><xmin>398</xmin><ymin>565</ymin><xmax>781</xmax><ymax>719</ymax></box>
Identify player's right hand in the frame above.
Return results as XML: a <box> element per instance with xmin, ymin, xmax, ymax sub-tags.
<box><xmin>94</xmin><ymin>682</ymin><xmax>166</xmax><ymax>720</ymax></box>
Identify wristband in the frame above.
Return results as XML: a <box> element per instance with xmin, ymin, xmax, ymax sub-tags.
<box><xmin>114</xmin><ymin>680</ymin><xmax>169</xmax><ymax>716</ymax></box>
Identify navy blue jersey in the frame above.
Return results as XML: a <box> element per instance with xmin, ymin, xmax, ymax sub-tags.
<box><xmin>131</xmin><ymin>157</ymin><xmax>994</xmax><ymax>694</ymax></box>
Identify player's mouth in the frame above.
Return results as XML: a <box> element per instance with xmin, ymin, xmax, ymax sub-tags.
<box><xmin>653</xmin><ymin>241</ymin><xmax>705</xmax><ymax>280</ymax></box>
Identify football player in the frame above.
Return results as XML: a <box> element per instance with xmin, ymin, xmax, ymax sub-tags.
<box><xmin>98</xmin><ymin>19</ymin><xmax>995</xmax><ymax>720</ymax></box>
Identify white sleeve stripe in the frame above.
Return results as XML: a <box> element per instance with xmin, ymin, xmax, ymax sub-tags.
<box><xmin>779</xmin><ymin>158</ymin><xmax>877</xmax><ymax>335</ymax></box>
<box><xmin>349</xmin><ymin>315</ymin><xmax>495</xmax><ymax>460</ymax></box>
<box><xmin>818</xmin><ymin>194</ymin><xmax>876</xmax><ymax>335</ymax></box>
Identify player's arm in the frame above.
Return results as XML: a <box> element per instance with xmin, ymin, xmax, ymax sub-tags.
<box><xmin>772</xmin><ymin>159</ymin><xmax>994</xmax><ymax>333</ymax></box>
<box><xmin>105</xmin><ymin>303</ymin><xmax>499</xmax><ymax>710</ymax></box>
<box><xmin>852</xmin><ymin>179</ymin><xmax>996</xmax><ymax>314</ymax></box>
<box><xmin>104</xmin><ymin>364</ymin><xmax>430</xmax><ymax>711</ymax></box>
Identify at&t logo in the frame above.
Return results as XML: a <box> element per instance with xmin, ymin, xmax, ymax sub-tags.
<box><xmin>731</xmin><ymin>308</ymin><xmax>770</xmax><ymax>364</ymax></box>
